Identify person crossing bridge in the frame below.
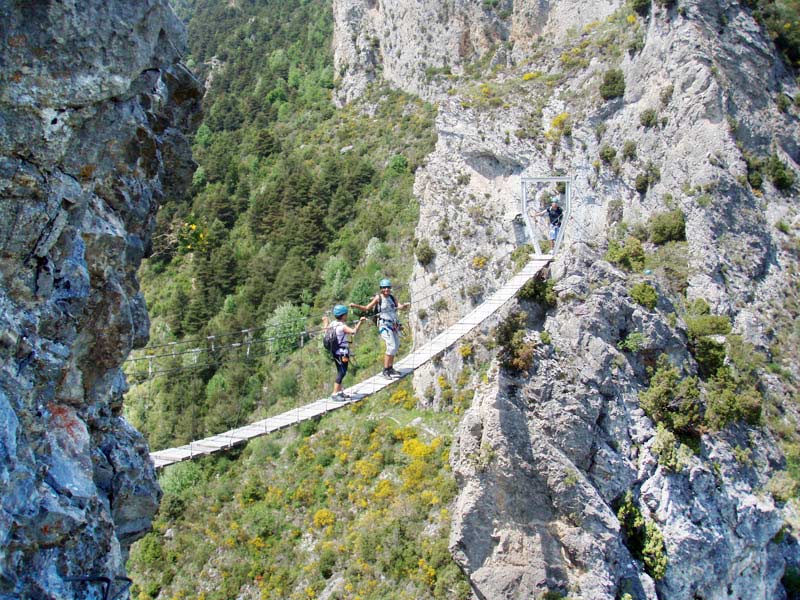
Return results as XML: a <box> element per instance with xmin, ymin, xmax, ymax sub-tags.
<box><xmin>349</xmin><ymin>278</ymin><xmax>410</xmax><ymax>379</ymax></box>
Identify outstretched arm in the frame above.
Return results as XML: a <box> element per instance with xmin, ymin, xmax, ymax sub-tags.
<box><xmin>342</xmin><ymin>316</ymin><xmax>367</xmax><ymax>335</ymax></box>
<box><xmin>350</xmin><ymin>295</ymin><xmax>379</xmax><ymax>312</ymax></box>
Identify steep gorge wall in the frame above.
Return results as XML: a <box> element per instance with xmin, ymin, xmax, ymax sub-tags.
<box><xmin>0</xmin><ymin>1</ymin><xmax>201</xmax><ymax>597</ymax></box>
<box><xmin>334</xmin><ymin>0</ymin><xmax>800</xmax><ymax>598</ymax></box>
<box><xmin>332</xmin><ymin>0</ymin><xmax>618</xmax><ymax>104</ymax></box>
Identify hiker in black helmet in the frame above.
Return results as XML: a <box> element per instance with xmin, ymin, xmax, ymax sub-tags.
<box><xmin>535</xmin><ymin>199</ymin><xmax>563</xmax><ymax>251</ymax></box>
<box><xmin>322</xmin><ymin>304</ymin><xmax>365</xmax><ymax>401</ymax></box>
<box><xmin>349</xmin><ymin>278</ymin><xmax>409</xmax><ymax>379</ymax></box>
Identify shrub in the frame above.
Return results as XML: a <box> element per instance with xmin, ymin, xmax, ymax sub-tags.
<box><xmin>348</xmin><ymin>277</ymin><xmax>376</xmax><ymax>308</ymax></box>
<box><xmin>432</xmin><ymin>298</ymin><xmax>448</xmax><ymax>312</ymax></box>
<box><xmin>274</xmin><ymin>368</ymin><xmax>299</xmax><ymax>398</ymax></box>
<box><xmin>687</xmin><ymin>298</ymin><xmax>710</xmax><ymax>315</ymax></box>
<box><xmin>299</xmin><ymin>416</ymin><xmax>318</xmax><ymax>437</ymax></box>
<box><xmin>160</xmin><ymin>461</ymin><xmax>204</xmax><ymax>497</ymax></box>
<box><xmin>511</xmin><ymin>243</ymin><xmax>534</xmax><ymax>271</ymax></box>
<box><xmin>640</xmin><ymin>108</ymin><xmax>659</xmax><ymax>128</ymax></box>
<box><xmin>606</xmin><ymin>237</ymin><xmax>646</xmax><ymax>271</ymax></box>
<box><xmin>705</xmin><ymin>367</ymin><xmax>762</xmax><ymax>428</ymax></box>
<box><xmin>630</xmin><ymin>282</ymin><xmax>658</xmax><ymax>310</ymax></box>
<box><xmin>616</xmin><ymin>491</ymin><xmax>668</xmax><ymax>580</ymax></box>
<box><xmin>743</xmin><ymin>151</ymin><xmax>765</xmax><ymax>189</ymax></box>
<box><xmin>635</xmin><ymin>161</ymin><xmax>661</xmax><ymax>193</ymax></box>
<box><xmin>595</xmin><ymin>123</ymin><xmax>607</xmax><ymax>140</ymax></box>
<box><xmin>599</xmin><ymin>144</ymin><xmax>617</xmax><ymax>164</ymax></box>
<box><xmin>600</xmin><ymin>69</ymin><xmax>625</xmax><ymax>100</ymax></box>
<box><xmin>622</xmin><ymin>140</ymin><xmax>637</xmax><ymax>161</ymax></box>
<box><xmin>690</xmin><ymin>336</ymin><xmax>726</xmax><ymax>379</ymax></box>
<box><xmin>517</xmin><ymin>277</ymin><xmax>557</xmax><ymax>307</ymax></box>
<box><xmin>416</xmin><ymin>239</ymin><xmax>436</xmax><ymax>266</ymax></box>
<box><xmin>777</xmin><ymin>93</ymin><xmax>791</xmax><ymax>113</ymax></box>
<box><xmin>629</xmin><ymin>0</ymin><xmax>651</xmax><ymax>16</ymax></box>
<box><xmin>659</xmin><ymin>84</ymin><xmax>674</xmax><ymax>106</ymax></box>
<box><xmin>313</xmin><ymin>508</ymin><xmax>335</xmax><ymax>528</ymax></box>
<box><xmin>551</xmin><ymin>112</ymin><xmax>571</xmax><ymax>131</ymax></box>
<box><xmin>766</xmin><ymin>153</ymin><xmax>795</xmax><ymax>190</ymax></box>
<box><xmin>546</xmin><ymin>112</ymin><xmax>572</xmax><ymax>140</ymax></box>
<box><xmin>635</xmin><ymin>173</ymin><xmax>651</xmax><ymax>194</ymax></box>
<box><xmin>696</xmin><ymin>194</ymin><xmax>712</xmax><ymax>208</ymax></box>
<box><xmin>387</xmin><ymin>154</ymin><xmax>409</xmax><ymax>176</ymax></box>
<box><xmin>465</xmin><ymin>283</ymin><xmax>483</xmax><ymax>299</ymax></box>
<box><xmin>760</xmin><ymin>1</ymin><xmax>800</xmax><ymax>68</ymax></box>
<box><xmin>266</xmin><ymin>303</ymin><xmax>309</xmax><ymax>358</ymax></box>
<box><xmin>685</xmin><ymin>314</ymin><xmax>732</xmax><ymax>338</ymax></box>
<box><xmin>471</xmin><ymin>254</ymin><xmax>488</xmax><ymax>269</ymax></box>
<box><xmin>705</xmin><ymin>336</ymin><xmax>764</xmax><ymax>429</ymax></box>
<box><xmin>648</xmin><ymin>240</ymin><xmax>690</xmax><ymax>296</ymax></box>
<box><xmin>497</xmin><ymin>312</ymin><xmax>536</xmax><ymax>372</ymax></box>
<box><xmin>618</xmin><ymin>331</ymin><xmax>646</xmax><ymax>352</ymax></box>
<box><xmin>648</xmin><ymin>210</ymin><xmax>686</xmax><ymax>244</ymax></box>
<box><xmin>766</xmin><ymin>472</ymin><xmax>798</xmax><ymax>503</ymax></box>
<box><xmin>318</xmin><ymin>547</ymin><xmax>337</xmax><ymax>579</ymax></box>
<box><xmin>652</xmin><ymin>423</ymin><xmax>680</xmax><ymax>471</ymax></box>
<box><xmin>134</xmin><ymin>532</ymin><xmax>165</xmax><ymax>569</ymax></box>
<box><xmin>639</xmin><ymin>356</ymin><xmax>703</xmax><ymax>434</ymax></box>
<box><xmin>785</xmin><ymin>567</ymin><xmax>800</xmax><ymax>599</ymax></box>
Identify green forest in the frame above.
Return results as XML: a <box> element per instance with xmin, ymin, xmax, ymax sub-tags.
<box><xmin>124</xmin><ymin>0</ymin><xmax>438</xmax><ymax>451</ymax></box>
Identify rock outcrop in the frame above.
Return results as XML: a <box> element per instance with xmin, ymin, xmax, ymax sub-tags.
<box><xmin>332</xmin><ymin>0</ymin><xmax>619</xmax><ymax>105</ymax></box>
<box><xmin>334</xmin><ymin>0</ymin><xmax>800</xmax><ymax>598</ymax></box>
<box><xmin>0</xmin><ymin>1</ymin><xmax>201</xmax><ymax>597</ymax></box>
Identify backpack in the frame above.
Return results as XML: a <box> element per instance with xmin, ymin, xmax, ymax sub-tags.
<box><xmin>322</xmin><ymin>324</ymin><xmax>341</xmax><ymax>360</ymax></box>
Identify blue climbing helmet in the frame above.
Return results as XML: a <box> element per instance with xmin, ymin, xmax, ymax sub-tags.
<box><xmin>379</xmin><ymin>278</ymin><xmax>392</xmax><ymax>289</ymax></box>
<box><xmin>333</xmin><ymin>304</ymin><xmax>348</xmax><ymax>317</ymax></box>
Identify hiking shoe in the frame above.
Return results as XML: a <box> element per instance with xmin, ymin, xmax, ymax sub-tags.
<box><xmin>382</xmin><ymin>368</ymin><xmax>394</xmax><ymax>378</ymax></box>
<box><xmin>387</xmin><ymin>367</ymin><xmax>402</xmax><ymax>378</ymax></box>
<box><xmin>331</xmin><ymin>392</ymin><xmax>350</xmax><ymax>402</ymax></box>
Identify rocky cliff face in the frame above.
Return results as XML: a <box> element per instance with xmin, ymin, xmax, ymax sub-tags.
<box><xmin>0</xmin><ymin>1</ymin><xmax>201</xmax><ymax>597</ymax></box>
<box><xmin>332</xmin><ymin>0</ymin><xmax>619</xmax><ymax>105</ymax></box>
<box><xmin>334</xmin><ymin>0</ymin><xmax>800</xmax><ymax>598</ymax></box>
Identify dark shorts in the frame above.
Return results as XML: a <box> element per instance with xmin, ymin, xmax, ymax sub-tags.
<box><xmin>335</xmin><ymin>355</ymin><xmax>349</xmax><ymax>384</ymax></box>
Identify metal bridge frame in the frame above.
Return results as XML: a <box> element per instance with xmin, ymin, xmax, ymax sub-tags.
<box><xmin>521</xmin><ymin>176</ymin><xmax>572</xmax><ymax>255</ymax></box>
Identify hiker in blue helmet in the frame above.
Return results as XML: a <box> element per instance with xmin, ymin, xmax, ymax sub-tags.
<box><xmin>322</xmin><ymin>304</ymin><xmax>365</xmax><ymax>401</ymax></box>
<box><xmin>349</xmin><ymin>278</ymin><xmax>410</xmax><ymax>379</ymax></box>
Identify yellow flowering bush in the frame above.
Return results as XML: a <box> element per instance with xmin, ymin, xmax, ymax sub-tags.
<box><xmin>312</xmin><ymin>508</ymin><xmax>335</xmax><ymax>528</ymax></box>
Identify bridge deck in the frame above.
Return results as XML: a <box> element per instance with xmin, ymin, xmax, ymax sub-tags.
<box><xmin>150</xmin><ymin>256</ymin><xmax>551</xmax><ymax>469</ymax></box>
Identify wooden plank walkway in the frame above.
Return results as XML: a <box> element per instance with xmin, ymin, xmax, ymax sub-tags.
<box><xmin>150</xmin><ymin>256</ymin><xmax>551</xmax><ymax>469</ymax></box>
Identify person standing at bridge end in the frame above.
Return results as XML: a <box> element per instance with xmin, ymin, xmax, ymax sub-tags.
<box><xmin>349</xmin><ymin>278</ymin><xmax>409</xmax><ymax>379</ymax></box>
<box><xmin>535</xmin><ymin>199</ymin><xmax>563</xmax><ymax>251</ymax></box>
<box><xmin>322</xmin><ymin>304</ymin><xmax>365</xmax><ymax>401</ymax></box>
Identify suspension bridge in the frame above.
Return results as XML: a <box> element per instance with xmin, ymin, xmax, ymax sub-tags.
<box><xmin>138</xmin><ymin>176</ymin><xmax>571</xmax><ymax>469</ymax></box>
<box><xmin>148</xmin><ymin>255</ymin><xmax>552</xmax><ymax>468</ymax></box>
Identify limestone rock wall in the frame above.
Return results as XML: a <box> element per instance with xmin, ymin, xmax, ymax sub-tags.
<box><xmin>335</xmin><ymin>0</ymin><xmax>799</xmax><ymax>598</ymax></box>
<box><xmin>0</xmin><ymin>1</ymin><xmax>201</xmax><ymax>597</ymax></box>
<box><xmin>332</xmin><ymin>0</ymin><xmax>619</xmax><ymax>105</ymax></box>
